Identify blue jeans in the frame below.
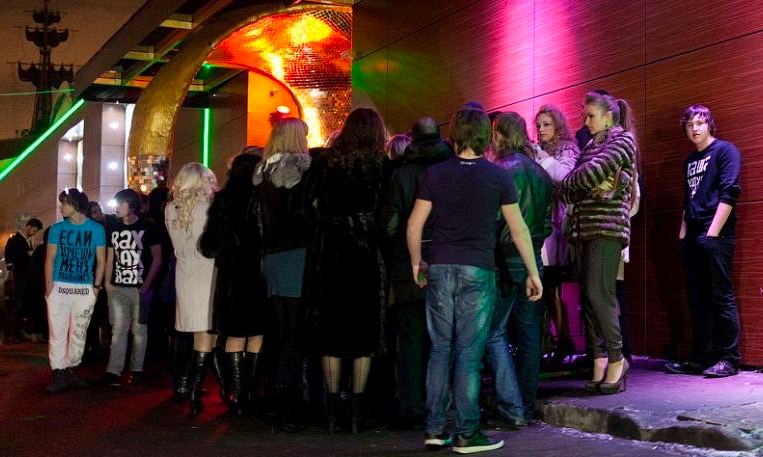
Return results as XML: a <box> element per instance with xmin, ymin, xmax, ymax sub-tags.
<box><xmin>502</xmin><ymin>253</ymin><xmax>544</xmax><ymax>421</ymax></box>
<box><xmin>425</xmin><ymin>264</ymin><xmax>495</xmax><ymax>436</ymax></box>
<box><xmin>484</xmin><ymin>257</ymin><xmax>530</xmax><ymax>422</ymax></box>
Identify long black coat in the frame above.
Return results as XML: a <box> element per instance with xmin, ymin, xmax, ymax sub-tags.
<box><xmin>304</xmin><ymin>154</ymin><xmax>387</xmax><ymax>357</ymax></box>
<box><xmin>200</xmin><ymin>186</ymin><xmax>266</xmax><ymax>337</ymax></box>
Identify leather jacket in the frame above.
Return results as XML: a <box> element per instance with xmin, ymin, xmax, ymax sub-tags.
<box><xmin>492</xmin><ymin>149</ymin><xmax>553</xmax><ymax>257</ymax></box>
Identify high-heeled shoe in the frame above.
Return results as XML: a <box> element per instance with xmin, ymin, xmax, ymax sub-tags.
<box><xmin>599</xmin><ymin>359</ymin><xmax>629</xmax><ymax>394</ymax></box>
<box><xmin>584</xmin><ymin>357</ymin><xmax>608</xmax><ymax>393</ymax></box>
<box><xmin>584</xmin><ymin>379</ymin><xmax>604</xmax><ymax>393</ymax></box>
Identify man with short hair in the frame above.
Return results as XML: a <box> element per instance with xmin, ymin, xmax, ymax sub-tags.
<box><xmin>101</xmin><ymin>189</ymin><xmax>162</xmax><ymax>386</ymax></box>
<box><xmin>4</xmin><ymin>218</ymin><xmax>43</xmax><ymax>343</ymax></box>
<box><xmin>407</xmin><ymin>108</ymin><xmax>542</xmax><ymax>454</ymax></box>
<box><xmin>666</xmin><ymin>105</ymin><xmax>742</xmax><ymax>378</ymax></box>
<box><xmin>381</xmin><ymin>116</ymin><xmax>452</xmax><ymax>429</ymax></box>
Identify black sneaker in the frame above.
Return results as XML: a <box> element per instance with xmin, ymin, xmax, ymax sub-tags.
<box><xmin>424</xmin><ymin>433</ymin><xmax>453</xmax><ymax>450</ymax></box>
<box><xmin>99</xmin><ymin>372</ymin><xmax>122</xmax><ymax>387</ymax></box>
<box><xmin>65</xmin><ymin>368</ymin><xmax>87</xmax><ymax>387</ymax></box>
<box><xmin>45</xmin><ymin>369</ymin><xmax>72</xmax><ymax>394</ymax></box>
<box><xmin>703</xmin><ymin>360</ymin><xmax>738</xmax><ymax>378</ymax></box>
<box><xmin>487</xmin><ymin>416</ymin><xmax>527</xmax><ymax>431</ymax></box>
<box><xmin>452</xmin><ymin>431</ymin><xmax>504</xmax><ymax>454</ymax></box>
<box><xmin>664</xmin><ymin>360</ymin><xmax>704</xmax><ymax>375</ymax></box>
<box><xmin>126</xmin><ymin>371</ymin><xmax>144</xmax><ymax>385</ymax></box>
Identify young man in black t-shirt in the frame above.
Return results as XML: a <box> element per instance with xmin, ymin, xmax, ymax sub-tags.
<box><xmin>666</xmin><ymin>105</ymin><xmax>742</xmax><ymax>378</ymax></box>
<box><xmin>407</xmin><ymin>108</ymin><xmax>542</xmax><ymax>454</ymax></box>
<box><xmin>101</xmin><ymin>189</ymin><xmax>162</xmax><ymax>386</ymax></box>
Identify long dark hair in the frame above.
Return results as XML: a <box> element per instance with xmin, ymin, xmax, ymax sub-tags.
<box><xmin>329</xmin><ymin>108</ymin><xmax>386</xmax><ymax>173</ymax></box>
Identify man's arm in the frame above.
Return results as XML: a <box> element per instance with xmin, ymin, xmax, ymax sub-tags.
<box><xmin>706</xmin><ymin>203</ymin><xmax>733</xmax><ymax>237</ymax></box>
<box><xmin>94</xmin><ymin>246</ymin><xmax>105</xmax><ymax>288</ymax></box>
<box><xmin>406</xmin><ymin>199</ymin><xmax>432</xmax><ymax>287</ymax></box>
<box><xmin>44</xmin><ymin>243</ymin><xmax>57</xmax><ymax>297</ymax></box>
<box><xmin>501</xmin><ymin>203</ymin><xmax>542</xmax><ymax>301</ymax></box>
<box><xmin>104</xmin><ymin>247</ymin><xmax>114</xmax><ymax>290</ymax></box>
<box><xmin>139</xmin><ymin>245</ymin><xmax>163</xmax><ymax>294</ymax></box>
<box><xmin>679</xmin><ymin>211</ymin><xmax>687</xmax><ymax>240</ymax></box>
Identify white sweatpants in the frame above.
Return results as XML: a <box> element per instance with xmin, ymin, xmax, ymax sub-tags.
<box><xmin>47</xmin><ymin>282</ymin><xmax>97</xmax><ymax>370</ymax></box>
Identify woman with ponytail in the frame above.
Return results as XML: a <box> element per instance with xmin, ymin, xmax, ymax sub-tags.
<box><xmin>561</xmin><ymin>92</ymin><xmax>638</xmax><ymax>395</ymax></box>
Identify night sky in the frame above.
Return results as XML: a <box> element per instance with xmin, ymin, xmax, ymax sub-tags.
<box><xmin>0</xmin><ymin>0</ymin><xmax>145</xmax><ymax>139</ymax></box>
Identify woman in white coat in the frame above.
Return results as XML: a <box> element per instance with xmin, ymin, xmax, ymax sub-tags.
<box><xmin>165</xmin><ymin>162</ymin><xmax>218</xmax><ymax>415</ymax></box>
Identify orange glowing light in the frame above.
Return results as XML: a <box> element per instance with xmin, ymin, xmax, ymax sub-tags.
<box><xmin>207</xmin><ymin>11</ymin><xmax>351</xmax><ymax>147</ymax></box>
<box><xmin>289</xmin><ymin>15</ymin><xmax>332</xmax><ymax>45</ymax></box>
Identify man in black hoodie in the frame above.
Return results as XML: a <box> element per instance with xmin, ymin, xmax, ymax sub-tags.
<box><xmin>666</xmin><ymin>105</ymin><xmax>742</xmax><ymax>378</ymax></box>
<box><xmin>381</xmin><ymin>117</ymin><xmax>452</xmax><ymax>428</ymax></box>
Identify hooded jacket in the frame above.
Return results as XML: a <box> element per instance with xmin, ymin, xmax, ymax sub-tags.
<box><xmin>380</xmin><ymin>134</ymin><xmax>453</xmax><ymax>240</ymax></box>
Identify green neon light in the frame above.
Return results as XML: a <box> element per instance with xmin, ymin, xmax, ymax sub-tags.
<box><xmin>0</xmin><ymin>88</ymin><xmax>75</xmax><ymax>97</ymax></box>
<box><xmin>202</xmin><ymin>108</ymin><xmax>211</xmax><ymax>167</ymax></box>
<box><xmin>0</xmin><ymin>98</ymin><xmax>86</xmax><ymax>183</ymax></box>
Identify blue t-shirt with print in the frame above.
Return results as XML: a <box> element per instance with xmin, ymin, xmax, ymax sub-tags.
<box><xmin>49</xmin><ymin>218</ymin><xmax>106</xmax><ymax>284</ymax></box>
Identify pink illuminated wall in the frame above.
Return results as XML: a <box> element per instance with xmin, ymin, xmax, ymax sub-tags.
<box><xmin>352</xmin><ymin>0</ymin><xmax>763</xmax><ymax>365</ymax></box>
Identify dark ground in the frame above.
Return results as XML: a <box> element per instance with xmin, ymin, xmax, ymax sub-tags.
<box><xmin>2</xmin><ymin>343</ymin><xmax>755</xmax><ymax>457</ymax></box>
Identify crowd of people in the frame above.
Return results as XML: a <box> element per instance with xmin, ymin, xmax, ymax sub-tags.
<box><xmin>1</xmin><ymin>92</ymin><xmax>742</xmax><ymax>454</ymax></box>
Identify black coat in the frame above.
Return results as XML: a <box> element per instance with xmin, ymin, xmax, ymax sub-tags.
<box><xmin>253</xmin><ymin>153</ymin><xmax>314</xmax><ymax>254</ymax></box>
<box><xmin>304</xmin><ymin>153</ymin><xmax>387</xmax><ymax>357</ymax></box>
<box><xmin>5</xmin><ymin>232</ymin><xmax>33</xmax><ymax>277</ymax></box>
<box><xmin>379</xmin><ymin>135</ymin><xmax>452</xmax><ymax>304</ymax></box>
<box><xmin>200</xmin><ymin>186</ymin><xmax>266</xmax><ymax>337</ymax></box>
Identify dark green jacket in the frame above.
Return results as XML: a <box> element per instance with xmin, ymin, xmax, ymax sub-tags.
<box><xmin>492</xmin><ymin>149</ymin><xmax>553</xmax><ymax>257</ymax></box>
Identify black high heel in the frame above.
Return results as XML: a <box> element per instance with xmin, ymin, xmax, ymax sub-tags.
<box><xmin>599</xmin><ymin>359</ymin><xmax>629</xmax><ymax>394</ymax></box>
<box><xmin>584</xmin><ymin>379</ymin><xmax>604</xmax><ymax>393</ymax></box>
<box><xmin>585</xmin><ymin>357</ymin><xmax>608</xmax><ymax>393</ymax></box>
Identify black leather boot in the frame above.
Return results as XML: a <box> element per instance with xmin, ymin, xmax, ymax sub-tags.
<box><xmin>351</xmin><ymin>392</ymin><xmax>367</xmax><ymax>434</ymax></box>
<box><xmin>273</xmin><ymin>384</ymin><xmax>305</xmax><ymax>433</ymax></box>
<box><xmin>327</xmin><ymin>392</ymin><xmax>341</xmax><ymax>434</ymax></box>
<box><xmin>244</xmin><ymin>352</ymin><xmax>260</xmax><ymax>414</ymax></box>
<box><xmin>212</xmin><ymin>345</ymin><xmax>228</xmax><ymax>404</ymax></box>
<box><xmin>171</xmin><ymin>332</ymin><xmax>192</xmax><ymax>403</ymax></box>
<box><xmin>188</xmin><ymin>351</ymin><xmax>212</xmax><ymax>416</ymax></box>
<box><xmin>226</xmin><ymin>351</ymin><xmax>245</xmax><ymax>415</ymax></box>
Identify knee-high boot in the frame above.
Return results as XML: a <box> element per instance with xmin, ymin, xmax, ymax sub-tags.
<box><xmin>245</xmin><ymin>352</ymin><xmax>260</xmax><ymax>413</ymax></box>
<box><xmin>351</xmin><ymin>392</ymin><xmax>367</xmax><ymax>434</ymax></box>
<box><xmin>188</xmin><ymin>351</ymin><xmax>212</xmax><ymax>416</ymax></box>
<box><xmin>212</xmin><ymin>344</ymin><xmax>228</xmax><ymax>404</ymax></box>
<box><xmin>226</xmin><ymin>351</ymin><xmax>245</xmax><ymax>415</ymax></box>
<box><xmin>171</xmin><ymin>332</ymin><xmax>193</xmax><ymax>403</ymax></box>
<box><xmin>326</xmin><ymin>392</ymin><xmax>341</xmax><ymax>434</ymax></box>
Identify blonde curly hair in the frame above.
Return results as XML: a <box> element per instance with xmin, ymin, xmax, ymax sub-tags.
<box><xmin>169</xmin><ymin>162</ymin><xmax>218</xmax><ymax>234</ymax></box>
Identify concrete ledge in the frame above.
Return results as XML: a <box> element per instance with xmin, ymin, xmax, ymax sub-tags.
<box><xmin>539</xmin><ymin>398</ymin><xmax>763</xmax><ymax>451</ymax></box>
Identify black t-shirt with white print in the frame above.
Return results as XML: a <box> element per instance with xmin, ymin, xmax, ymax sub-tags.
<box><xmin>108</xmin><ymin>218</ymin><xmax>160</xmax><ymax>287</ymax></box>
<box><xmin>683</xmin><ymin>139</ymin><xmax>741</xmax><ymax>236</ymax></box>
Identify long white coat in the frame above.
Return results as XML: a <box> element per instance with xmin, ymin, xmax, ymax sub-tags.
<box><xmin>165</xmin><ymin>200</ymin><xmax>215</xmax><ymax>332</ymax></box>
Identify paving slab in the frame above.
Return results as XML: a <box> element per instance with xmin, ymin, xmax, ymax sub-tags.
<box><xmin>537</xmin><ymin>357</ymin><xmax>763</xmax><ymax>451</ymax></box>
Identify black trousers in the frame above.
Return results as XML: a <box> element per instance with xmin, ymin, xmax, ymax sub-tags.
<box><xmin>270</xmin><ymin>296</ymin><xmax>302</xmax><ymax>386</ymax></box>
<box><xmin>392</xmin><ymin>300</ymin><xmax>428</xmax><ymax>419</ymax></box>
<box><xmin>577</xmin><ymin>238</ymin><xmax>623</xmax><ymax>362</ymax></box>
<box><xmin>682</xmin><ymin>235</ymin><xmax>741</xmax><ymax>367</ymax></box>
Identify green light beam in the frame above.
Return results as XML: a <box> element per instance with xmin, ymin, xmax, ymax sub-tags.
<box><xmin>0</xmin><ymin>98</ymin><xmax>86</xmax><ymax>183</ymax></box>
